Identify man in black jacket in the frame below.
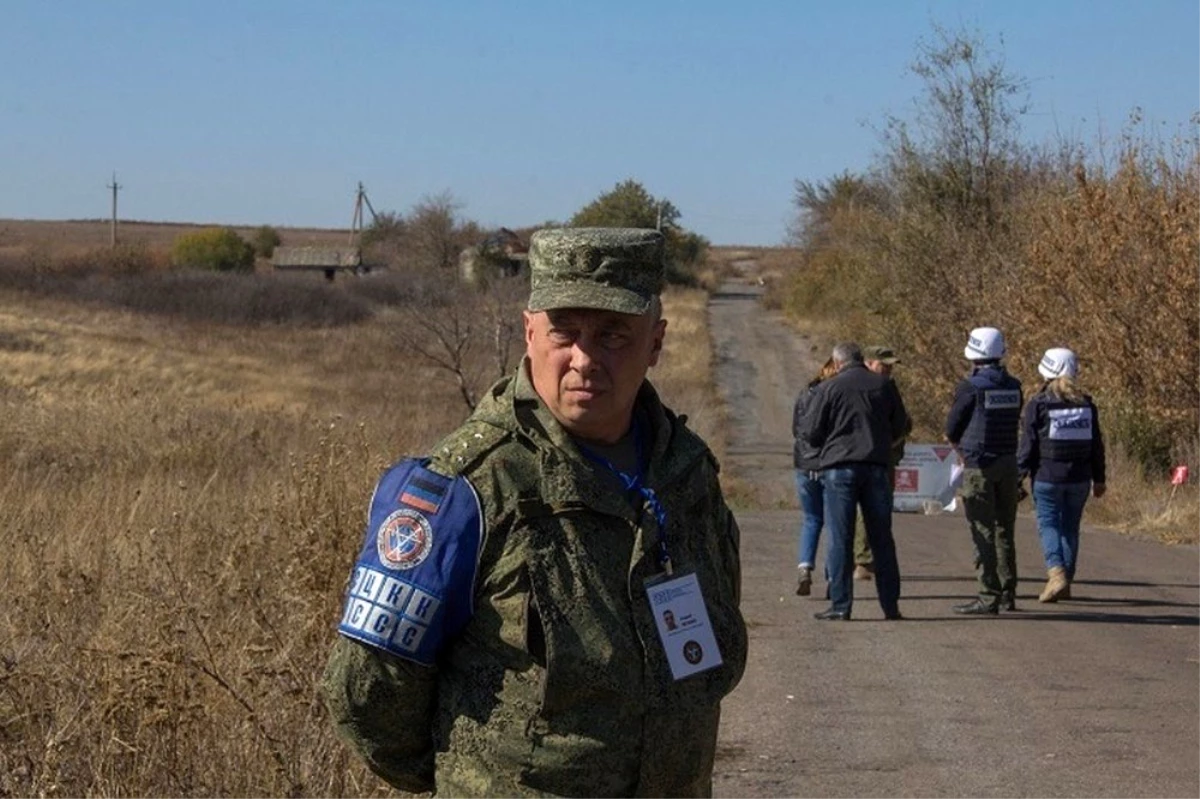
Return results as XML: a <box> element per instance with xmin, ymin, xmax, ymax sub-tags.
<box><xmin>799</xmin><ymin>342</ymin><xmax>910</xmax><ymax>621</ymax></box>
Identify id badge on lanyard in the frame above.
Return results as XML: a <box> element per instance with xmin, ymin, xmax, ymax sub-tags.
<box><xmin>645</xmin><ymin>570</ymin><xmax>724</xmax><ymax>680</ymax></box>
<box><xmin>580</xmin><ymin>421</ymin><xmax>723</xmax><ymax>680</ymax></box>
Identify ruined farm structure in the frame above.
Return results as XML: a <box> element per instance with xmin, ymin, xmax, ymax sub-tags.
<box><xmin>272</xmin><ymin>182</ymin><xmax>377</xmax><ymax>281</ymax></box>
<box><xmin>459</xmin><ymin>227</ymin><xmax>529</xmax><ymax>285</ymax></box>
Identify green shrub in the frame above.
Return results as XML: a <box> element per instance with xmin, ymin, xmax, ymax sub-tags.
<box><xmin>251</xmin><ymin>225</ymin><xmax>282</xmax><ymax>259</ymax></box>
<box><xmin>1104</xmin><ymin>401</ymin><xmax>1178</xmax><ymax>476</ymax></box>
<box><xmin>171</xmin><ymin>228</ymin><xmax>255</xmax><ymax>272</ymax></box>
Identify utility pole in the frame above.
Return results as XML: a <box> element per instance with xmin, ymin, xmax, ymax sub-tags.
<box><xmin>107</xmin><ymin>172</ymin><xmax>122</xmax><ymax>247</ymax></box>
<box><xmin>350</xmin><ymin>182</ymin><xmax>363</xmax><ymax>246</ymax></box>
<box><xmin>349</xmin><ymin>181</ymin><xmax>378</xmax><ymax>246</ymax></box>
<box><xmin>656</xmin><ymin>201</ymin><xmax>663</xmax><ymax>231</ymax></box>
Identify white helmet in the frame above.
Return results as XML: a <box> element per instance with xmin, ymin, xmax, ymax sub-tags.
<box><xmin>1038</xmin><ymin>347</ymin><xmax>1078</xmax><ymax>380</ymax></box>
<box><xmin>964</xmin><ymin>327</ymin><xmax>1005</xmax><ymax>361</ymax></box>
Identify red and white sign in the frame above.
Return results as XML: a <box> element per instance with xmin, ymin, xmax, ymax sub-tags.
<box><xmin>892</xmin><ymin>444</ymin><xmax>959</xmax><ymax>513</ymax></box>
<box><xmin>1171</xmin><ymin>465</ymin><xmax>1189</xmax><ymax>486</ymax></box>
<box><xmin>893</xmin><ymin>468</ymin><xmax>920</xmax><ymax>493</ymax></box>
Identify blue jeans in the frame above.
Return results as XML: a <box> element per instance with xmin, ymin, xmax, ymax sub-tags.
<box><xmin>795</xmin><ymin>470</ymin><xmax>824</xmax><ymax>568</ymax></box>
<box><xmin>822</xmin><ymin>464</ymin><xmax>901</xmax><ymax>615</ymax></box>
<box><xmin>1033</xmin><ymin>481</ymin><xmax>1091</xmax><ymax>580</ymax></box>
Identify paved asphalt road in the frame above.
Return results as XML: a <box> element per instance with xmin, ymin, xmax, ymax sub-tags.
<box><xmin>705</xmin><ymin>277</ymin><xmax>1200</xmax><ymax>798</ymax></box>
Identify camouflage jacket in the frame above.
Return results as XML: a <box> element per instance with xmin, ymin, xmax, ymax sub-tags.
<box><xmin>323</xmin><ymin>362</ymin><xmax>748</xmax><ymax>797</ymax></box>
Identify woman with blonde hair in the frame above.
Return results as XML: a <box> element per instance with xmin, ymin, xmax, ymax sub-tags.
<box><xmin>1017</xmin><ymin>347</ymin><xmax>1107</xmax><ymax>602</ymax></box>
<box><xmin>791</xmin><ymin>357</ymin><xmax>840</xmax><ymax>595</ymax></box>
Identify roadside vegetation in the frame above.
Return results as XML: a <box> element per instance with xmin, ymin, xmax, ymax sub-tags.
<box><xmin>770</xmin><ymin>26</ymin><xmax>1198</xmax><ymax>543</ymax></box>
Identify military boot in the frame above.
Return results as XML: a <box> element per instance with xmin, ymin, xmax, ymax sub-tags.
<box><xmin>1038</xmin><ymin>567</ymin><xmax>1068</xmax><ymax>603</ymax></box>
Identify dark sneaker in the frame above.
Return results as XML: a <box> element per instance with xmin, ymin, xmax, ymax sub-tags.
<box><xmin>952</xmin><ymin>599</ymin><xmax>999</xmax><ymax>616</ymax></box>
<box><xmin>884</xmin><ymin>611</ymin><xmax>904</xmax><ymax>620</ymax></box>
<box><xmin>814</xmin><ymin>608</ymin><xmax>851</xmax><ymax>621</ymax></box>
<box><xmin>796</xmin><ymin>567</ymin><xmax>813</xmax><ymax>597</ymax></box>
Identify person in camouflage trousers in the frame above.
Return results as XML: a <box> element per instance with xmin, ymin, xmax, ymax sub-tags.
<box><xmin>945</xmin><ymin>327</ymin><xmax>1023</xmax><ymax>615</ymax></box>
<box><xmin>322</xmin><ymin>227</ymin><xmax>748</xmax><ymax>797</ymax></box>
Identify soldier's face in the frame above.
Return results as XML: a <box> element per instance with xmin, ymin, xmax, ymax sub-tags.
<box><xmin>866</xmin><ymin>359</ymin><xmax>892</xmax><ymax>377</ymax></box>
<box><xmin>523</xmin><ymin>307</ymin><xmax>666</xmax><ymax>444</ymax></box>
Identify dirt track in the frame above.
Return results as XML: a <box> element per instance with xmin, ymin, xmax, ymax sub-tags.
<box><xmin>706</xmin><ymin>271</ymin><xmax>1200</xmax><ymax>798</ymax></box>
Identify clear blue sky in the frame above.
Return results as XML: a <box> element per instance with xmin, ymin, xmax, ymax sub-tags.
<box><xmin>2</xmin><ymin>0</ymin><xmax>1196</xmax><ymax>245</ymax></box>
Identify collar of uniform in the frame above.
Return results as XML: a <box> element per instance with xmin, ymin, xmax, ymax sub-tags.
<box><xmin>508</xmin><ymin>358</ymin><xmax>707</xmax><ymax>502</ymax></box>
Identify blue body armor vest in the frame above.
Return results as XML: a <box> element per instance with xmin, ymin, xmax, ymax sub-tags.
<box><xmin>958</xmin><ymin>367</ymin><xmax>1022</xmax><ymax>467</ymax></box>
<box><xmin>1036</xmin><ymin>394</ymin><xmax>1096</xmax><ymax>463</ymax></box>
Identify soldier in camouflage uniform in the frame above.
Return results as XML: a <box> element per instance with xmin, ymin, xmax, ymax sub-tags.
<box><xmin>322</xmin><ymin>227</ymin><xmax>748</xmax><ymax>797</ymax></box>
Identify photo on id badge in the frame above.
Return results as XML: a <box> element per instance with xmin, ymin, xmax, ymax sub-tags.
<box><xmin>646</xmin><ymin>571</ymin><xmax>724</xmax><ymax>680</ymax></box>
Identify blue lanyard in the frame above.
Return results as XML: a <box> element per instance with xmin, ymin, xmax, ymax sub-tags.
<box><xmin>578</xmin><ymin>419</ymin><xmax>672</xmax><ymax>575</ymax></box>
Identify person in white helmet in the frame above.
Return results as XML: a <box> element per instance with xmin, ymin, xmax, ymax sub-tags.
<box><xmin>1017</xmin><ymin>347</ymin><xmax>1107</xmax><ymax>602</ymax></box>
<box><xmin>944</xmin><ymin>327</ymin><xmax>1024</xmax><ymax>615</ymax></box>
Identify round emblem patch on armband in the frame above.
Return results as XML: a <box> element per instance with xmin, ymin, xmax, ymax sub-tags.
<box><xmin>376</xmin><ymin>509</ymin><xmax>434</xmax><ymax>570</ymax></box>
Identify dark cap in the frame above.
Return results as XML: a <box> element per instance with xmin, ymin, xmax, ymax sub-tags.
<box><xmin>863</xmin><ymin>345</ymin><xmax>900</xmax><ymax>364</ymax></box>
<box><xmin>527</xmin><ymin>227</ymin><xmax>665</xmax><ymax>315</ymax></box>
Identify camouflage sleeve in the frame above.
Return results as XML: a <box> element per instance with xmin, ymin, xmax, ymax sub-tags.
<box><xmin>724</xmin><ymin>504</ymin><xmax>743</xmax><ymax>608</ymax></box>
<box><xmin>321</xmin><ymin>635</ymin><xmax>438</xmax><ymax>795</ymax></box>
<box><xmin>889</xmin><ymin>380</ymin><xmax>912</xmax><ymax>443</ymax></box>
<box><xmin>714</xmin><ymin>485</ymin><xmax>748</xmax><ymax>690</ymax></box>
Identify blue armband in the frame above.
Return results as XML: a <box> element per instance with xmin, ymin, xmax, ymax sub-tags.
<box><xmin>336</xmin><ymin>459</ymin><xmax>483</xmax><ymax>666</ymax></box>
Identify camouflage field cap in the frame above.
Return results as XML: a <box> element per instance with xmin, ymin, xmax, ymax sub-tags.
<box><xmin>863</xmin><ymin>345</ymin><xmax>901</xmax><ymax>364</ymax></box>
<box><xmin>527</xmin><ymin>227</ymin><xmax>666</xmax><ymax>315</ymax></box>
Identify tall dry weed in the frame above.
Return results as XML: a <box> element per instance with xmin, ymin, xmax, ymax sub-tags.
<box><xmin>0</xmin><ymin>283</ymin><xmax>501</xmax><ymax>796</ymax></box>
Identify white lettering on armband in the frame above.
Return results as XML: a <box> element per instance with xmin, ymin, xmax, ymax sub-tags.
<box><xmin>339</xmin><ymin>566</ymin><xmax>443</xmax><ymax>655</ymax></box>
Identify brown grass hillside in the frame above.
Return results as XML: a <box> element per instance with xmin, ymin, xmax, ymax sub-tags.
<box><xmin>0</xmin><ymin>218</ymin><xmax>349</xmax><ymax>259</ymax></box>
<box><xmin>0</xmin><ymin>245</ymin><xmax>720</xmax><ymax>797</ymax></box>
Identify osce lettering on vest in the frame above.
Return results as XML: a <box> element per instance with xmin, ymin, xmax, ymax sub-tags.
<box><xmin>1048</xmin><ymin>407</ymin><xmax>1094</xmax><ymax>440</ymax></box>
<box><xmin>336</xmin><ymin>459</ymin><xmax>484</xmax><ymax>666</ymax></box>
<box><xmin>983</xmin><ymin>389</ymin><xmax>1022</xmax><ymax>410</ymax></box>
<box><xmin>891</xmin><ymin>444</ymin><xmax>959</xmax><ymax>513</ymax></box>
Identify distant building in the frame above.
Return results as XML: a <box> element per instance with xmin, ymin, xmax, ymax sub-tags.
<box><xmin>459</xmin><ymin>228</ymin><xmax>529</xmax><ymax>285</ymax></box>
<box><xmin>272</xmin><ymin>246</ymin><xmax>364</xmax><ymax>281</ymax></box>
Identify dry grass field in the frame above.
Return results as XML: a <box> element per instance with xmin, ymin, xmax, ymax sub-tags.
<box><xmin>0</xmin><ymin>226</ymin><xmax>723</xmax><ymax>797</ymax></box>
<box><xmin>0</xmin><ymin>218</ymin><xmax>349</xmax><ymax>260</ymax></box>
